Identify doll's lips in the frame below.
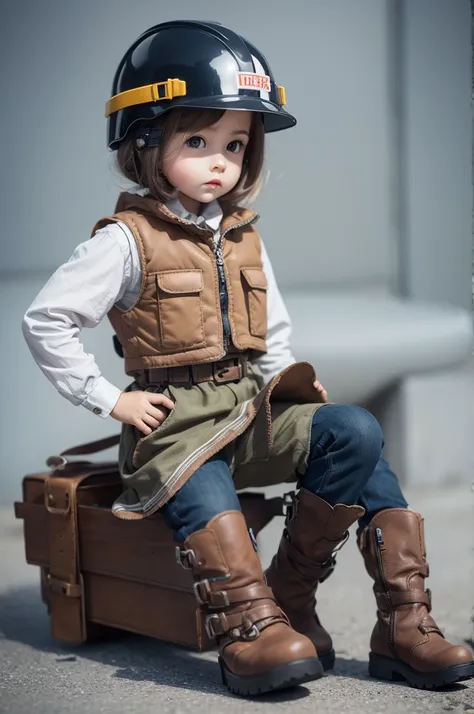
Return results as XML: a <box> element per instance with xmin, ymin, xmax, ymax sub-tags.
<box><xmin>205</xmin><ymin>180</ymin><xmax>222</xmax><ymax>187</ymax></box>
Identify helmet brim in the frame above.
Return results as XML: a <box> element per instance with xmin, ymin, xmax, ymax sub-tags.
<box><xmin>109</xmin><ymin>95</ymin><xmax>296</xmax><ymax>149</ymax></box>
<box><xmin>171</xmin><ymin>95</ymin><xmax>297</xmax><ymax>133</ymax></box>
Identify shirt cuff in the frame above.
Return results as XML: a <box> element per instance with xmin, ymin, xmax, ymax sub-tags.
<box><xmin>81</xmin><ymin>377</ymin><xmax>122</xmax><ymax>418</ymax></box>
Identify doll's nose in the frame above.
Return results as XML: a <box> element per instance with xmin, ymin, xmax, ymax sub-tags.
<box><xmin>210</xmin><ymin>156</ymin><xmax>226</xmax><ymax>173</ymax></box>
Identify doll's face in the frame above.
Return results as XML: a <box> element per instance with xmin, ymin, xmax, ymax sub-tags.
<box><xmin>162</xmin><ymin>110</ymin><xmax>252</xmax><ymax>214</ymax></box>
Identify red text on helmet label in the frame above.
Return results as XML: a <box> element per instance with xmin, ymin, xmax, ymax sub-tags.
<box><xmin>237</xmin><ymin>72</ymin><xmax>271</xmax><ymax>92</ymax></box>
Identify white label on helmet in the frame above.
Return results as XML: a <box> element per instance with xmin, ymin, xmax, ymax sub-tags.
<box><xmin>237</xmin><ymin>72</ymin><xmax>271</xmax><ymax>93</ymax></box>
<box><xmin>250</xmin><ymin>54</ymin><xmax>271</xmax><ymax>102</ymax></box>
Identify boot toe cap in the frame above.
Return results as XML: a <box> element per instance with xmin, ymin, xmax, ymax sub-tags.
<box><xmin>257</xmin><ymin>624</ymin><xmax>318</xmax><ymax>665</ymax></box>
<box><xmin>448</xmin><ymin>645</ymin><xmax>474</xmax><ymax>666</ymax></box>
<box><xmin>286</xmin><ymin>631</ymin><xmax>318</xmax><ymax>661</ymax></box>
<box><xmin>229</xmin><ymin>624</ymin><xmax>318</xmax><ymax>676</ymax></box>
<box><xmin>415</xmin><ymin>643</ymin><xmax>474</xmax><ymax>672</ymax></box>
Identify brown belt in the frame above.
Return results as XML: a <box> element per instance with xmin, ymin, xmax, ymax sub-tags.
<box><xmin>135</xmin><ymin>355</ymin><xmax>249</xmax><ymax>388</ymax></box>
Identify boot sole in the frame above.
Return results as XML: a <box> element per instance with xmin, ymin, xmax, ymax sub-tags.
<box><xmin>319</xmin><ymin>648</ymin><xmax>336</xmax><ymax>671</ymax></box>
<box><xmin>369</xmin><ymin>652</ymin><xmax>474</xmax><ymax>689</ymax></box>
<box><xmin>219</xmin><ymin>656</ymin><xmax>324</xmax><ymax>696</ymax></box>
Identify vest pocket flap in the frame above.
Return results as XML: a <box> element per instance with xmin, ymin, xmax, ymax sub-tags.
<box><xmin>157</xmin><ymin>269</ymin><xmax>204</xmax><ymax>294</ymax></box>
<box><xmin>241</xmin><ymin>268</ymin><xmax>268</xmax><ymax>291</ymax></box>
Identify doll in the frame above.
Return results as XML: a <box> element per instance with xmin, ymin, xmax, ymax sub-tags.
<box><xmin>23</xmin><ymin>20</ymin><xmax>474</xmax><ymax>697</ymax></box>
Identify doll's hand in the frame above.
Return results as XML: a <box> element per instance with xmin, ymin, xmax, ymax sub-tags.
<box><xmin>110</xmin><ymin>390</ymin><xmax>175</xmax><ymax>435</ymax></box>
<box><xmin>313</xmin><ymin>380</ymin><xmax>329</xmax><ymax>403</ymax></box>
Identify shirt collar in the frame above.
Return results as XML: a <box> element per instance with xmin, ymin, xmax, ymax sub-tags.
<box><xmin>166</xmin><ymin>196</ymin><xmax>223</xmax><ymax>233</ymax></box>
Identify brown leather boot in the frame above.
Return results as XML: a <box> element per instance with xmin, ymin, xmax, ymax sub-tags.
<box><xmin>359</xmin><ymin>508</ymin><xmax>474</xmax><ymax>688</ymax></box>
<box><xmin>177</xmin><ymin>510</ymin><xmax>323</xmax><ymax>696</ymax></box>
<box><xmin>265</xmin><ymin>489</ymin><xmax>365</xmax><ymax>671</ymax></box>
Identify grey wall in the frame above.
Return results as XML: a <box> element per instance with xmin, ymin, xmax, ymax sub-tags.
<box><xmin>2</xmin><ymin>0</ymin><xmax>397</xmax><ymax>292</ymax></box>
<box><xmin>400</xmin><ymin>0</ymin><xmax>472</xmax><ymax>311</ymax></box>
<box><xmin>0</xmin><ymin>0</ymin><xmax>472</xmax><ymax>505</ymax></box>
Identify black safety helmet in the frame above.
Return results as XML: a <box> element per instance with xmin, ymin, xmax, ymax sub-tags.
<box><xmin>106</xmin><ymin>20</ymin><xmax>296</xmax><ymax>150</ymax></box>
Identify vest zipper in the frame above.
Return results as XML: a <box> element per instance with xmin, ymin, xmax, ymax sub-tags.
<box><xmin>215</xmin><ymin>243</ymin><xmax>231</xmax><ymax>352</ymax></box>
<box><xmin>215</xmin><ymin>215</ymin><xmax>259</xmax><ymax>353</ymax></box>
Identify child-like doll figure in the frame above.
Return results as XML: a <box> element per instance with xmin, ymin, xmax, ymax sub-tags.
<box><xmin>23</xmin><ymin>20</ymin><xmax>474</xmax><ymax>697</ymax></box>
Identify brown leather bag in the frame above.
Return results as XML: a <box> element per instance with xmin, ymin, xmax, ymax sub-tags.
<box><xmin>14</xmin><ymin>435</ymin><xmax>285</xmax><ymax>650</ymax></box>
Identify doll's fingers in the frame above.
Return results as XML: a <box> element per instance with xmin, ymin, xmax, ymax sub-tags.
<box><xmin>136</xmin><ymin>419</ymin><xmax>152</xmax><ymax>435</ymax></box>
<box><xmin>147</xmin><ymin>405</ymin><xmax>169</xmax><ymax>423</ymax></box>
<box><xmin>143</xmin><ymin>413</ymin><xmax>161</xmax><ymax>429</ymax></box>
<box><xmin>147</xmin><ymin>392</ymin><xmax>175</xmax><ymax>411</ymax></box>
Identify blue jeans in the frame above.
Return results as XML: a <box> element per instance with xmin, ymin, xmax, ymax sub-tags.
<box><xmin>161</xmin><ymin>404</ymin><xmax>408</xmax><ymax>542</ymax></box>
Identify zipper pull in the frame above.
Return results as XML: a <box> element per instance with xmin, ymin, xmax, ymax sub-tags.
<box><xmin>215</xmin><ymin>243</ymin><xmax>224</xmax><ymax>264</ymax></box>
<box><xmin>375</xmin><ymin>527</ymin><xmax>384</xmax><ymax>547</ymax></box>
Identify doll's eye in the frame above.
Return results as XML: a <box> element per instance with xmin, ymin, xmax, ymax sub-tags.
<box><xmin>227</xmin><ymin>140</ymin><xmax>244</xmax><ymax>154</ymax></box>
<box><xmin>186</xmin><ymin>136</ymin><xmax>205</xmax><ymax>149</ymax></box>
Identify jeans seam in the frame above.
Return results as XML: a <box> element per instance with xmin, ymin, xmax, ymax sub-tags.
<box><xmin>305</xmin><ymin>438</ymin><xmax>334</xmax><ymax>496</ymax></box>
<box><xmin>315</xmin><ymin>450</ymin><xmax>334</xmax><ymax>495</ymax></box>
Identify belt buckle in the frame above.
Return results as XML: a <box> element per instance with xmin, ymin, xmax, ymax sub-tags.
<box><xmin>213</xmin><ymin>358</ymin><xmax>241</xmax><ymax>384</ymax></box>
<box><xmin>169</xmin><ymin>365</ymin><xmax>193</xmax><ymax>387</ymax></box>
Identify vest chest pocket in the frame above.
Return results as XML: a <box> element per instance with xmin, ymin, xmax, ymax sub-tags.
<box><xmin>241</xmin><ymin>267</ymin><xmax>268</xmax><ymax>338</ymax></box>
<box><xmin>156</xmin><ymin>269</ymin><xmax>206</xmax><ymax>351</ymax></box>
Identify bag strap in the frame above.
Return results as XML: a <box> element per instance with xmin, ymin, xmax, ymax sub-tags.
<box><xmin>60</xmin><ymin>434</ymin><xmax>121</xmax><ymax>455</ymax></box>
<box><xmin>46</xmin><ymin>434</ymin><xmax>121</xmax><ymax>470</ymax></box>
<box><xmin>43</xmin><ymin>460</ymin><xmax>119</xmax><ymax>643</ymax></box>
<box><xmin>44</xmin><ymin>472</ymin><xmax>91</xmax><ymax>643</ymax></box>
<box><xmin>42</xmin><ymin>429</ymin><xmax>121</xmax><ymax>642</ymax></box>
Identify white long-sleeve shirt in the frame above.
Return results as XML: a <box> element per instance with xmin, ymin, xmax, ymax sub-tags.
<box><xmin>22</xmin><ymin>197</ymin><xmax>296</xmax><ymax>419</ymax></box>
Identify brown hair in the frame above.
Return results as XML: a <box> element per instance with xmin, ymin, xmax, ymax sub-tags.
<box><xmin>115</xmin><ymin>107</ymin><xmax>265</xmax><ymax>211</ymax></box>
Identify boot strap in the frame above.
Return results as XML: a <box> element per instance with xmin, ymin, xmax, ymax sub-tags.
<box><xmin>281</xmin><ymin>532</ymin><xmax>346</xmax><ymax>582</ymax></box>
<box><xmin>204</xmin><ymin>601</ymin><xmax>285</xmax><ymax>639</ymax></box>
<box><xmin>419</xmin><ymin>620</ymin><xmax>444</xmax><ymax>636</ymax></box>
<box><xmin>193</xmin><ymin>579</ymin><xmax>273</xmax><ymax>608</ymax></box>
<box><xmin>376</xmin><ymin>589</ymin><xmax>432</xmax><ymax>611</ymax></box>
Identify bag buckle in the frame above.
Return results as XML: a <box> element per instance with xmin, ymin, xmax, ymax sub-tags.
<box><xmin>47</xmin><ymin>575</ymin><xmax>82</xmax><ymax>598</ymax></box>
<box><xmin>45</xmin><ymin>490</ymin><xmax>71</xmax><ymax>515</ymax></box>
<box><xmin>46</xmin><ymin>455</ymin><xmax>68</xmax><ymax>471</ymax></box>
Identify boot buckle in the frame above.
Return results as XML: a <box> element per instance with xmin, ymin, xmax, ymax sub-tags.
<box><xmin>193</xmin><ymin>579</ymin><xmax>211</xmax><ymax>605</ymax></box>
<box><xmin>175</xmin><ymin>546</ymin><xmax>197</xmax><ymax>569</ymax></box>
<box><xmin>282</xmin><ymin>491</ymin><xmax>296</xmax><ymax>523</ymax></box>
<box><xmin>193</xmin><ymin>579</ymin><xmax>231</xmax><ymax>607</ymax></box>
<box><xmin>229</xmin><ymin>623</ymin><xmax>260</xmax><ymax>641</ymax></box>
<box><xmin>204</xmin><ymin>613</ymin><xmax>224</xmax><ymax>639</ymax></box>
<box><xmin>318</xmin><ymin>555</ymin><xmax>337</xmax><ymax>583</ymax></box>
<box><xmin>240</xmin><ymin>624</ymin><xmax>259</xmax><ymax>641</ymax></box>
<box><xmin>317</xmin><ymin>531</ymin><xmax>350</xmax><ymax>583</ymax></box>
<box><xmin>333</xmin><ymin>531</ymin><xmax>350</xmax><ymax>553</ymax></box>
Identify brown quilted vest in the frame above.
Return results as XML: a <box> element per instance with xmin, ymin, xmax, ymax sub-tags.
<box><xmin>91</xmin><ymin>192</ymin><xmax>268</xmax><ymax>375</ymax></box>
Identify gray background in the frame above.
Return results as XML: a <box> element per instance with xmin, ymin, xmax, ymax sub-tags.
<box><xmin>0</xmin><ymin>0</ymin><xmax>472</xmax><ymax>504</ymax></box>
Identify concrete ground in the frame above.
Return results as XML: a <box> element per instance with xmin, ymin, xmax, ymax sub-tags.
<box><xmin>1</xmin><ymin>484</ymin><xmax>474</xmax><ymax>714</ymax></box>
